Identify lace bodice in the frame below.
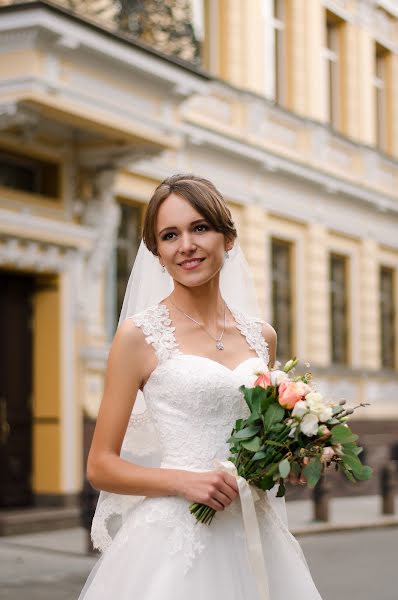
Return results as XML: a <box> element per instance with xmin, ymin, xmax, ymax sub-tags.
<box><xmin>130</xmin><ymin>303</ymin><xmax>269</xmax><ymax>470</ymax></box>
<box><xmin>91</xmin><ymin>302</ymin><xmax>271</xmax><ymax>559</ymax></box>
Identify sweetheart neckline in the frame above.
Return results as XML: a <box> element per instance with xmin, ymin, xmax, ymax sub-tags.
<box><xmin>143</xmin><ymin>354</ymin><xmax>264</xmax><ymax>392</ymax></box>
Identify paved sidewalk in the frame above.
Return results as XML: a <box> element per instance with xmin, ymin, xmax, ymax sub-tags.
<box><xmin>287</xmin><ymin>493</ymin><xmax>398</xmax><ymax>536</ymax></box>
<box><xmin>1</xmin><ymin>494</ymin><xmax>396</xmax><ymax>557</ymax></box>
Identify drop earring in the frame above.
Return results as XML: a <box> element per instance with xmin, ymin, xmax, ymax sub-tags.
<box><xmin>160</xmin><ymin>263</ymin><xmax>166</xmax><ymax>273</ymax></box>
<box><xmin>225</xmin><ymin>250</ymin><xmax>229</xmax><ymax>259</ymax></box>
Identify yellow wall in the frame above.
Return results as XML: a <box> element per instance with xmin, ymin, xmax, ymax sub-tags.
<box><xmin>32</xmin><ymin>276</ymin><xmax>62</xmax><ymax>494</ymax></box>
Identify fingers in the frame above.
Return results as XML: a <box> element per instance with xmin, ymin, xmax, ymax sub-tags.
<box><xmin>206</xmin><ymin>471</ymin><xmax>239</xmax><ymax>511</ymax></box>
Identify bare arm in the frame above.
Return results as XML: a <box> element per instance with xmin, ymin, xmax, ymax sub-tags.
<box><xmin>261</xmin><ymin>322</ymin><xmax>277</xmax><ymax>368</ymax></box>
<box><xmin>87</xmin><ymin>321</ymin><xmax>239</xmax><ymax>511</ymax></box>
<box><xmin>87</xmin><ymin>321</ymin><xmax>181</xmax><ymax>497</ymax></box>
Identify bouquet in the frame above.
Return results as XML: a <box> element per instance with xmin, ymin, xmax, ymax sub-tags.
<box><xmin>190</xmin><ymin>357</ymin><xmax>372</xmax><ymax>525</ymax></box>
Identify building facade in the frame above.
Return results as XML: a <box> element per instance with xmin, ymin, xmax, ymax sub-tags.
<box><xmin>0</xmin><ymin>0</ymin><xmax>397</xmax><ymax>510</ymax></box>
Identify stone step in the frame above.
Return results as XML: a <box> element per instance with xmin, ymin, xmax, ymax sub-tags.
<box><xmin>0</xmin><ymin>507</ymin><xmax>80</xmax><ymax>536</ymax></box>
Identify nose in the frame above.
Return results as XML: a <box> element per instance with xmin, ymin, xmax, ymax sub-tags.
<box><xmin>179</xmin><ymin>231</ymin><xmax>196</xmax><ymax>254</ymax></box>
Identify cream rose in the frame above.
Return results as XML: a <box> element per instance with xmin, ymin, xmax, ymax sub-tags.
<box><xmin>300</xmin><ymin>413</ymin><xmax>319</xmax><ymax>436</ymax></box>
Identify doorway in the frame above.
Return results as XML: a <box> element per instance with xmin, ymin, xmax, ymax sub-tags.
<box><xmin>0</xmin><ymin>271</ymin><xmax>34</xmax><ymax>507</ymax></box>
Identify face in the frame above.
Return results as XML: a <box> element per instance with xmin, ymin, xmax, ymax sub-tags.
<box><xmin>155</xmin><ymin>193</ymin><xmax>233</xmax><ymax>287</ymax></box>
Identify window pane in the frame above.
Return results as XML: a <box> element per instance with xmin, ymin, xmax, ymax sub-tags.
<box><xmin>326</xmin><ymin>19</ymin><xmax>340</xmax><ymax>128</ymax></box>
<box><xmin>330</xmin><ymin>254</ymin><xmax>348</xmax><ymax>364</ymax></box>
<box><xmin>0</xmin><ymin>150</ymin><xmax>59</xmax><ymax>198</ymax></box>
<box><xmin>116</xmin><ymin>204</ymin><xmax>141</xmax><ymax>325</ymax></box>
<box><xmin>380</xmin><ymin>266</ymin><xmax>396</xmax><ymax>368</ymax></box>
<box><xmin>271</xmin><ymin>239</ymin><xmax>293</xmax><ymax>360</ymax></box>
<box><xmin>375</xmin><ymin>44</ymin><xmax>388</xmax><ymax>152</ymax></box>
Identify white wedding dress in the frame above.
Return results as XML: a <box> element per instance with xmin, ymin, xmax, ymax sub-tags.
<box><xmin>79</xmin><ymin>303</ymin><xmax>322</xmax><ymax>599</ymax></box>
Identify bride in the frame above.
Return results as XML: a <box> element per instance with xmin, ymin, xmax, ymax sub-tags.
<box><xmin>79</xmin><ymin>174</ymin><xmax>322</xmax><ymax>599</ymax></box>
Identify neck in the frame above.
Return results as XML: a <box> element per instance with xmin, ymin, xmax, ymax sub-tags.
<box><xmin>170</xmin><ymin>277</ymin><xmax>224</xmax><ymax>326</ymax></box>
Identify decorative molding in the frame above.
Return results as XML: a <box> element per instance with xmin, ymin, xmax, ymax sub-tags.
<box><xmin>0</xmin><ymin>28</ymin><xmax>38</xmax><ymax>53</ymax></box>
<box><xmin>0</xmin><ymin>235</ymin><xmax>75</xmax><ymax>272</ymax></box>
<box><xmin>0</xmin><ymin>207</ymin><xmax>95</xmax><ymax>250</ymax></box>
<box><xmin>0</xmin><ymin>6</ymin><xmax>210</xmax><ymax>94</ymax></box>
<box><xmin>0</xmin><ymin>101</ymin><xmax>38</xmax><ymax>130</ymax></box>
<box><xmin>180</xmin><ymin>122</ymin><xmax>398</xmax><ymax>216</ymax></box>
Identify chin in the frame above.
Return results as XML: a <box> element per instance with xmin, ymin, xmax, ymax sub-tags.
<box><xmin>172</xmin><ymin>267</ymin><xmax>222</xmax><ymax>288</ymax></box>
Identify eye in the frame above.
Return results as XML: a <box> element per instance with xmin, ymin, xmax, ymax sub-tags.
<box><xmin>161</xmin><ymin>232</ymin><xmax>176</xmax><ymax>241</ymax></box>
<box><xmin>194</xmin><ymin>223</ymin><xmax>210</xmax><ymax>233</ymax></box>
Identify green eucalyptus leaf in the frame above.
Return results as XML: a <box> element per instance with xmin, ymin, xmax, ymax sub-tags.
<box><xmin>279</xmin><ymin>458</ymin><xmax>291</xmax><ymax>478</ymax></box>
<box><xmin>234</xmin><ymin>425</ymin><xmax>262</xmax><ymax>440</ymax></box>
<box><xmin>330</xmin><ymin>425</ymin><xmax>359</xmax><ymax>444</ymax></box>
<box><xmin>355</xmin><ymin>465</ymin><xmax>373</xmax><ymax>481</ymax></box>
<box><xmin>257</xmin><ymin>476</ymin><xmax>274</xmax><ymax>490</ymax></box>
<box><xmin>246</xmin><ymin>412</ymin><xmax>261</xmax><ymax>425</ymax></box>
<box><xmin>303</xmin><ymin>458</ymin><xmax>323</xmax><ymax>488</ymax></box>
<box><xmin>241</xmin><ymin>436</ymin><xmax>262</xmax><ymax>452</ymax></box>
<box><xmin>252</xmin><ymin>450</ymin><xmax>267</xmax><ymax>461</ymax></box>
<box><xmin>234</xmin><ymin>419</ymin><xmax>244</xmax><ymax>432</ymax></box>
<box><xmin>264</xmin><ymin>404</ymin><xmax>285</xmax><ymax>430</ymax></box>
<box><xmin>270</xmin><ymin>423</ymin><xmax>286</xmax><ymax>433</ymax></box>
<box><xmin>341</xmin><ymin>463</ymin><xmax>356</xmax><ymax>482</ymax></box>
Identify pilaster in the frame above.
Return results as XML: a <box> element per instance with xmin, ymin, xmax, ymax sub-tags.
<box><xmin>218</xmin><ymin>0</ymin><xmax>243</xmax><ymax>88</ymax></box>
<box><xmin>285</xmin><ymin>0</ymin><xmax>325</xmax><ymax>121</ymax></box>
<box><xmin>359</xmin><ymin>239</ymin><xmax>381</xmax><ymax>369</ymax></box>
<box><xmin>357</xmin><ymin>28</ymin><xmax>376</xmax><ymax>146</ymax></box>
<box><xmin>305</xmin><ymin>223</ymin><xmax>329</xmax><ymax>366</ymax></box>
<box><xmin>340</xmin><ymin>21</ymin><xmax>359</xmax><ymax>139</ymax></box>
<box><xmin>387</xmin><ymin>52</ymin><xmax>398</xmax><ymax>159</ymax></box>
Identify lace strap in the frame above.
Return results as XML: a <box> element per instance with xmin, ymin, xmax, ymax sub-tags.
<box><xmin>129</xmin><ymin>303</ymin><xmax>180</xmax><ymax>362</ymax></box>
<box><xmin>229</xmin><ymin>306</ymin><xmax>270</xmax><ymax>366</ymax></box>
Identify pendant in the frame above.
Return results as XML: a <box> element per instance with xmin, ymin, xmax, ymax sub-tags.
<box><xmin>216</xmin><ymin>340</ymin><xmax>224</xmax><ymax>351</ymax></box>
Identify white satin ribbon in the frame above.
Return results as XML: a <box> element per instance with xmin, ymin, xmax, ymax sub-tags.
<box><xmin>213</xmin><ymin>459</ymin><xmax>270</xmax><ymax>600</ymax></box>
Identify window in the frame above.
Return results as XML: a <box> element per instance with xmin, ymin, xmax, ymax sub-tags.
<box><xmin>263</xmin><ymin>0</ymin><xmax>286</xmax><ymax>105</ymax></box>
<box><xmin>380</xmin><ymin>266</ymin><xmax>396</xmax><ymax>368</ymax></box>
<box><xmin>323</xmin><ymin>12</ymin><xmax>342</xmax><ymax>129</ymax></box>
<box><xmin>0</xmin><ymin>149</ymin><xmax>60</xmax><ymax>198</ymax></box>
<box><xmin>116</xmin><ymin>204</ymin><xmax>141</xmax><ymax>318</ymax></box>
<box><xmin>330</xmin><ymin>254</ymin><xmax>349</xmax><ymax>364</ymax></box>
<box><xmin>373</xmin><ymin>43</ymin><xmax>390</xmax><ymax>152</ymax></box>
<box><xmin>271</xmin><ymin>239</ymin><xmax>293</xmax><ymax>360</ymax></box>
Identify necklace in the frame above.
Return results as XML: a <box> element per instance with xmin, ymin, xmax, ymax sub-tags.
<box><xmin>169</xmin><ymin>296</ymin><xmax>226</xmax><ymax>351</ymax></box>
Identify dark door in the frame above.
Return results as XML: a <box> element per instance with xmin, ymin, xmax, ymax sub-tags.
<box><xmin>0</xmin><ymin>272</ymin><xmax>33</xmax><ymax>508</ymax></box>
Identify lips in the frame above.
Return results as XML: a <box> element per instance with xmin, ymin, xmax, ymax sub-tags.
<box><xmin>178</xmin><ymin>258</ymin><xmax>205</xmax><ymax>270</ymax></box>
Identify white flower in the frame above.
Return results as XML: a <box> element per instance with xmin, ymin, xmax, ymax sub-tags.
<box><xmin>270</xmin><ymin>370</ymin><xmax>289</xmax><ymax>385</ymax></box>
<box><xmin>292</xmin><ymin>400</ymin><xmax>308</xmax><ymax>418</ymax></box>
<box><xmin>300</xmin><ymin>413</ymin><xmax>319</xmax><ymax>436</ymax></box>
<box><xmin>305</xmin><ymin>392</ymin><xmax>333</xmax><ymax>422</ymax></box>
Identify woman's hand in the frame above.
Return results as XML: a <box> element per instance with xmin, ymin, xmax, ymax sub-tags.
<box><xmin>175</xmin><ymin>470</ymin><xmax>239</xmax><ymax>511</ymax></box>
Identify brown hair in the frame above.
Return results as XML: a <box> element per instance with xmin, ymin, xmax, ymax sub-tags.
<box><xmin>142</xmin><ymin>174</ymin><xmax>237</xmax><ymax>256</ymax></box>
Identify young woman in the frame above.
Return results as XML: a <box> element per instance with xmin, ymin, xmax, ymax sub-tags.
<box><xmin>79</xmin><ymin>174</ymin><xmax>322</xmax><ymax>599</ymax></box>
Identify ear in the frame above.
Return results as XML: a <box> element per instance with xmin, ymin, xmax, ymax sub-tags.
<box><xmin>224</xmin><ymin>237</ymin><xmax>234</xmax><ymax>252</ymax></box>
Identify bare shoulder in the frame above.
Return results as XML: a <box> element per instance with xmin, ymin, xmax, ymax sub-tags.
<box><xmin>260</xmin><ymin>321</ymin><xmax>277</xmax><ymax>346</ymax></box>
<box><xmin>112</xmin><ymin>318</ymin><xmax>157</xmax><ymax>388</ymax></box>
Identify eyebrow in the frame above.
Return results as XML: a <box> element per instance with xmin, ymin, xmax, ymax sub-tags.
<box><xmin>158</xmin><ymin>218</ymin><xmax>208</xmax><ymax>236</ymax></box>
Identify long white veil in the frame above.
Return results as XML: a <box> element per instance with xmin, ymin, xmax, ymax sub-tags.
<box><xmin>91</xmin><ymin>240</ymin><xmax>288</xmax><ymax>552</ymax></box>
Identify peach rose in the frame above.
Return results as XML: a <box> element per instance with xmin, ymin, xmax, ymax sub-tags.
<box><xmin>278</xmin><ymin>381</ymin><xmax>305</xmax><ymax>409</ymax></box>
<box><xmin>254</xmin><ymin>372</ymin><xmax>272</xmax><ymax>388</ymax></box>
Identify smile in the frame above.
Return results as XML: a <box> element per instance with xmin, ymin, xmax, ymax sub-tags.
<box><xmin>178</xmin><ymin>258</ymin><xmax>205</xmax><ymax>270</ymax></box>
